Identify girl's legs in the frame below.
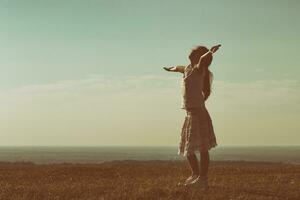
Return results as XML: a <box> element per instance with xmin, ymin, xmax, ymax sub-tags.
<box><xmin>187</xmin><ymin>150</ymin><xmax>210</xmax><ymax>178</ymax></box>
<box><xmin>200</xmin><ymin>150</ymin><xmax>210</xmax><ymax>179</ymax></box>
<box><xmin>187</xmin><ymin>152</ymin><xmax>200</xmax><ymax>176</ymax></box>
<box><xmin>177</xmin><ymin>152</ymin><xmax>199</xmax><ymax>185</ymax></box>
<box><xmin>182</xmin><ymin>150</ymin><xmax>210</xmax><ymax>187</ymax></box>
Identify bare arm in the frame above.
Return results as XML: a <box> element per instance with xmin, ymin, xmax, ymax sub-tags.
<box><xmin>195</xmin><ymin>44</ymin><xmax>221</xmax><ymax>70</ymax></box>
<box><xmin>163</xmin><ymin>66</ymin><xmax>185</xmax><ymax>73</ymax></box>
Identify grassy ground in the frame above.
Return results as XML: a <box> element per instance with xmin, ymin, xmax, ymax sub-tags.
<box><xmin>0</xmin><ymin>160</ymin><xmax>299</xmax><ymax>200</ymax></box>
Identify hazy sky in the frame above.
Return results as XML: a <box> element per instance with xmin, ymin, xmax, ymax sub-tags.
<box><xmin>0</xmin><ymin>0</ymin><xmax>299</xmax><ymax>146</ymax></box>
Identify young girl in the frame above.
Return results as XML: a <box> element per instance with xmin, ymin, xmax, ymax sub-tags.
<box><xmin>163</xmin><ymin>44</ymin><xmax>220</xmax><ymax>188</ymax></box>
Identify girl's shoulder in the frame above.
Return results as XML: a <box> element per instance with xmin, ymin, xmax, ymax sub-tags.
<box><xmin>184</xmin><ymin>64</ymin><xmax>192</xmax><ymax>71</ymax></box>
<box><xmin>187</xmin><ymin>64</ymin><xmax>205</xmax><ymax>76</ymax></box>
<box><xmin>183</xmin><ymin>64</ymin><xmax>191</xmax><ymax>76</ymax></box>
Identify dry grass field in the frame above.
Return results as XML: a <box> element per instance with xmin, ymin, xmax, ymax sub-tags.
<box><xmin>0</xmin><ymin>160</ymin><xmax>299</xmax><ymax>200</ymax></box>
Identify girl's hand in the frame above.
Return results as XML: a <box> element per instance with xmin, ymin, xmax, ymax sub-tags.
<box><xmin>210</xmin><ymin>44</ymin><xmax>221</xmax><ymax>53</ymax></box>
<box><xmin>163</xmin><ymin>66</ymin><xmax>185</xmax><ymax>73</ymax></box>
<box><xmin>163</xmin><ymin>67</ymin><xmax>173</xmax><ymax>72</ymax></box>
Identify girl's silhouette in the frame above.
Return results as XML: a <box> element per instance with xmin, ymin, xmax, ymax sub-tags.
<box><xmin>163</xmin><ymin>44</ymin><xmax>220</xmax><ymax>188</ymax></box>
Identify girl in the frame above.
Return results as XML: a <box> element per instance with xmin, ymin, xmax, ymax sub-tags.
<box><xmin>163</xmin><ymin>44</ymin><xmax>220</xmax><ymax>188</ymax></box>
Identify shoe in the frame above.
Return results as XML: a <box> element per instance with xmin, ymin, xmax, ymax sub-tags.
<box><xmin>177</xmin><ymin>174</ymin><xmax>198</xmax><ymax>186</ymax></box>
<box><xmin>185</xmin><ymin>176</ymin><xmax>209</xmax><ymax>189</ymax></box>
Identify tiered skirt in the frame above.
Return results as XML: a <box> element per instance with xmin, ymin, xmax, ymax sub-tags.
<box><xmin>178</xmin><ymin>106</ymin><xmax>217</xmax><ymax>157</ymax></box>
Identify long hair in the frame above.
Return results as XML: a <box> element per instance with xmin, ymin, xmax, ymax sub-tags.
<box><xmin>188</xmin><ymin>46</ymin><xmax>213</xmax><ymax>101</ymax></box>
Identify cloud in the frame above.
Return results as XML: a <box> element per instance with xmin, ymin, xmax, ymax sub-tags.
<box><xmin>0</xmin><ymin>75</ymin><xmax>299</xmax><ymax>146</ymax></box>
<box><xmin>210</xmin><ymin>79</ymin><xmax>300</xmax><ymax>111</ymax></box>
<box><xmin>208</xmin><ymin>80</ymin><xmax>300</xmax><ymax>145</ymax></box>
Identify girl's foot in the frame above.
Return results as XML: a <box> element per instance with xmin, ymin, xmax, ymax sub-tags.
<box><xmin>177</xmin><ymin>174</ymin><xmax>199</xmax><ymax>186</ymax></box>
<box><xmin>185</xmin><ymin>176</ymin><xmax>209</xmax><ymax>189</ymax></box>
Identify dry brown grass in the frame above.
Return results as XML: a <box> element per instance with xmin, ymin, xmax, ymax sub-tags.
<box><xmin>0</xmin><ymin>160</ymin><xmax>299</xmax><ymax>200</ymax></box>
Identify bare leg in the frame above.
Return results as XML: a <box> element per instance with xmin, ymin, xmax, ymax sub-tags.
<box><xmin>187</xmin><ymin>152</ymin><xmax>200</xmax><ymax>176</ymax></box>
<box><xmin>200</xmin><ymin>150</ymin><xmax>209</xmax><ymax>179</ymax></box>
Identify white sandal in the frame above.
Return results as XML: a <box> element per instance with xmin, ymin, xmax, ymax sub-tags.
<box><xmin>185</xmin><ymin>176</ymin><xmax>209</xmax><ymax>188</ymax></box>
<box><xmin>177</xmin><ymin>174</ymin><xmax>199</xmax><ymax>186</ymax></box>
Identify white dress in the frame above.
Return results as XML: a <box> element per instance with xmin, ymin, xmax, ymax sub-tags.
<box><xmin>178</xmin><ymin>64</ymin><xmax>217</xmax><ymax>156</ymax></box>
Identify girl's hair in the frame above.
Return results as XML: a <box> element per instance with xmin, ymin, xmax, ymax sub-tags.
<box><xmin>188</xmin><ymin>46</ymin><xmax>213</xmax><ymax>101</ymax></box>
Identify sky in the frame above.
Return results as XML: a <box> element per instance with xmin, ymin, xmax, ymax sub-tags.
<box><xmin>0</xmin><ymin>0</ymin><xmax>299</xmax><ymax>146</ymax></box>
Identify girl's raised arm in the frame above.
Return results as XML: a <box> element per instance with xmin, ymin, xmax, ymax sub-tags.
<box><xmin>195</xmin><ymin>51</ymin><xmax>212</xmax><ymax>71</ymax></box>
<box><xmin>195</xmin><ymin>44</ymin><xmax>221</xmax><ymax>70</ymax></box>
<box><xmin>163</xmin><ymin>66</ymin><xmax>185</xmax><ymax>73</ymax></box>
